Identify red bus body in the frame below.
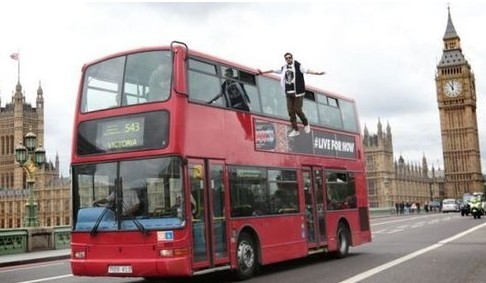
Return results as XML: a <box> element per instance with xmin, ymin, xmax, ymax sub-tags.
<box><xmin>70</xmin><ymin>42</ymin><xmax>371</xmax><ymax>279</ymax></box>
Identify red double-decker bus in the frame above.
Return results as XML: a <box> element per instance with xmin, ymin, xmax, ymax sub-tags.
<box><xmin>70</xmin><ymin>41</ymin><xmax>371</xmax><ymax>280</ymax></box>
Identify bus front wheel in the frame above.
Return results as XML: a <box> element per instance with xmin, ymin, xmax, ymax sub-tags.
<box><xmin>234</xmin><ymin>232</ymin><xmax>257</xmax><ymax>280</ymax></box>
<box><xmin>334</xmin><ymin>223</ymin><xmax>350</xmax><ymax>259</ymax></box>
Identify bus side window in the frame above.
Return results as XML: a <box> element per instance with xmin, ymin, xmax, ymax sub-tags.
<box><xmin>326</xmin><ymin>172</ymin><xmax>356</xmax><ymax>210</ymax></box>
<box><xmin>340</xmin><ymin>99</ymin><xmax>358</xmax><ymax>132</ymax></box>
<box><xmin>318</xmin><ymin>102</ymin><xmax>343</xmax><ymax>129</ymax></box>
<box><xmin>244</xmin><ymin>84</ymin><xmax>259</xmax><ymax>112</ymax></box>
<box><xmin>238</xmin><ymin>70</ymin><xmax>256</xmax><ymax>85</ymax></box>
<box><xmin>188</xmin><ymin>70</ymin><xmax>220</xmax><ymax>104</ymax></box>
<box><xmin>188</xmin><ymin>59</ymin><xmax>220</xmax><ymax>104</ymax></box>
<box><xmin>268</xmin><ymin>169</ymin><xmax>299</xmax><ymax>214</ymax></box>
<box><xmin>229</xmin><ymin>166</ymin><xmax>266</xmax><ymax>217</ymax></box>
<box><xmin>214</xmin><ymin>67</ymin><xmax>256</xmax><ymax>112</ymax></box>
<box><xmin>303</xmin><ymin>91</ymin><xmax>318</xmax><ymax>125</ymax></box>
<box><xmin>235</xmin><ymin>70</ymin><xmax>259</xmax><ymax>112</ymax></box>
<box><xmin>257</xmin><ymin>76</ymin><xmax>287</xmax><ymax>119</ymax></box>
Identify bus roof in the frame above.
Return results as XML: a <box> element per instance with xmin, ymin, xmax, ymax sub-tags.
<box><xmin>82</xmin><ymin>43</ymin><xmax>355</xmax><ymax>104</ymax></box>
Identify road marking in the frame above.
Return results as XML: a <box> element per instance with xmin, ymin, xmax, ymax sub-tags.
<box><xmin>340</xmin><ymin>222</ymin><xmax>486</xmax><ymax>283</ymax></box>
<box><xmin>386</xmin><ymin>229</ymin><xmax>404</xmax><ymax>234</ymax></box>
<box><xmin>371</xmin><ymin>229</ymin><xmax>386</xmax><ymax>234</ymax></box>
<box><xmin>411</xmin><ymin>222</ymin><xmax>425</xmax><ymax>228</ymax></box>
<box><xmin>17</xmin><ymin>274</ymin><xmax>72</xmax><ymax>283</ymax></box>
<box><xmin>372</xmin><ymin>215</ymin><xmax>436</xmax><ymax>226</ymax></box>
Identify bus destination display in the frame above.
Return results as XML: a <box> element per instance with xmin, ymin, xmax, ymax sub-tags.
<box><xmin>96</xmin><ymin>117</ymin><xmax>145</xmax><ymax>150</ymax></box>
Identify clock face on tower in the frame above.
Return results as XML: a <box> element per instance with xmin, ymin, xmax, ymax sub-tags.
<box><xmin>443</xmin><ymin>79</ymin><xmax>462</xmax><ymax>97</ymax></box>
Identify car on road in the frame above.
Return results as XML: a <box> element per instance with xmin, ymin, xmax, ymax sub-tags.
<box><xmin>427</xmin><ymin>200</ymin><xmax>441</xmax><ymax>212</ymax></box>
<box><xmin>442</xmin><ymin>198</ymin><xmax>459</xmax><ymax>213</ymax></box>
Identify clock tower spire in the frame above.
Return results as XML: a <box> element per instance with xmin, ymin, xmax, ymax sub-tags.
<box><xmin>435</xmin><ymin>6</ymin><xmax>483</xmax><ymax>198</ymax></box>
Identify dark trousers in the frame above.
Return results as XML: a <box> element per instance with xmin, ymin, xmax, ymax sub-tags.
<box><xmin>286</xmin><ymin>94</ymin><xmax>308</xmax><ymax>131</ymax></box>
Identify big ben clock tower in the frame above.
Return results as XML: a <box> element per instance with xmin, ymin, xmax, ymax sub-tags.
<box><xmin>435</xmin><ymin>7</ymin><xmax>483</xmax><ymax>198</ymax></box>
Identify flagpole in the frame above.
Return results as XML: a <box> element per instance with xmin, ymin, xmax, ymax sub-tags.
<box><xmin>17</xmin><ymin>49</ymin><xmax>20</xmax><ymax>83</ymax></box>
<box><xmin>9</xmin><ymin>50</ymin><xmax>20</xmax><ymax>83</ymax></box>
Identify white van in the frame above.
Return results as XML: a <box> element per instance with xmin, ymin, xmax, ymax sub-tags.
<box><xmin>442</xmin><ymin>198</ymin><xmax>459</xmax><ymax>213</ymax></box>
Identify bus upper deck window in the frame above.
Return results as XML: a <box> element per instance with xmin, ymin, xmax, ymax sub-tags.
<box><xmin>81</xmin><ymin>51</ymin><xmax>172</xmax><ymax>113</ymax></box>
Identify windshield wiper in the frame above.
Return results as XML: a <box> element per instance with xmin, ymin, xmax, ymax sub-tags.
<box><xmin>90</xmin><ymin>206</ymin><xmax>112</xmax><ymax>237</ymax></box>
<box><xmin>122</xmin><ymin>202</ymin><xmax>149</xmax><ymax>236</ymax></box>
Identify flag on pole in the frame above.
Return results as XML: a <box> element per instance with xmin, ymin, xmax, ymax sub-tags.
<box><xmin>10</xmin><ymin>51</ymin><xmax>20</xmax><ymax>82</ymax></box>
<box><xmin>10</xmin><ymin>53</ymin><xmax>19</xmax><ymax>60</ymax></box>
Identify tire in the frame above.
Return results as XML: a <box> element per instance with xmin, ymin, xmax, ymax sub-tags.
<box><xmin>234</xmin><ymin>232</ymin><xmax>257</xmax><ymax>280</ymax></box>
<box><xmin>334</xmin><ymin>223</ymin><xmax>350</xmax><ymax>259</ymax></box>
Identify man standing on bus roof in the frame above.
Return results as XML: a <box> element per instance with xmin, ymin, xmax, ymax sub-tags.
<box><xmin>258</xmin><ymin>52</ymin><xmax>325</xmax><ymax>137</ymax></box>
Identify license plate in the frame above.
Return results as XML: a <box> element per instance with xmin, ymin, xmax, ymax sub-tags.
<box><xmin>108</xmin><ymin>265</ymin><xmax>133</xmax><ymax>274</ymax></box>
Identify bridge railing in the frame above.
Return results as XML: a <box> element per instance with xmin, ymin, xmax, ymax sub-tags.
<box><xmin>0</xmin><ymin>226</ymin><xmax>71</xmax><ymax>256</ymax></box>
<box><xmin>1</xmin><ymin>209</ymin><xmax>396</xmax><ymax>257</ymax></box>
<box><xmin>369</xmin><ymin>207</ymin><xmax>396</xmax><ymax>218</ymax></box>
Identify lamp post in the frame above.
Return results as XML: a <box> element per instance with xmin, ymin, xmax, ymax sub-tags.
<box><xmin>429</xmin><ymin>181</ymin><xmax>433</xmax><ymax>201</ymax></box>
<box><xmin>15</xmin><ymin>132</ymin><xmax>46</xmax><ymax>227</ymax></box>
<box><xmin>384</xmin><ymin>175</ymin><xmax>392</xmax><ymax>209</ymax></box>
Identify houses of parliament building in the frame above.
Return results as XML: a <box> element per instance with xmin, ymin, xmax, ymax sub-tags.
<box><xmin>0</xmin><ymin>81</ymin><xmax>70</xmax><ymax>229</ymax></box>
<box><xmin>364</xmin><ymin>8</ymin><xmax>484</xmax><ymax>208</ymax></box>
<box><xmin>363</xmin><ymin>120</ymin><xmax>445</xmax><ymax>208</ymax></box>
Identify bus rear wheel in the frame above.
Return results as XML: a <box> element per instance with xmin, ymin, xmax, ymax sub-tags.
<box><xmin>334</xmin><ymin>223</ymin><xmax>350</xmax><ymax>259</ymax></box>
<box><xmin>234</xmin><ymin>232</ymin><xmax>257</xmax><ymax>280</ymax></box>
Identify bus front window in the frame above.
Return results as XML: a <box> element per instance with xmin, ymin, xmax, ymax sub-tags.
<box><xmin>81</xmin><ymin>51</ymin><xmax>172</xmax><ymax>113</ymax></box>
<box><xmin>72</xmin><ymin>157</ymin><xmax>184</xmax><ymax>232</ymax></box>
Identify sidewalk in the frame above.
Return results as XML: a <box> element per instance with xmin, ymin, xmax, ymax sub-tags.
<box><xmin>0</xmin><ymin>249</ymin><xmax>70</xmax><ymax>267</ymax></box>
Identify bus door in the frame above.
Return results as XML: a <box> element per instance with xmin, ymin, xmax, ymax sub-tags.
<box><xmin>188</xmin><ymin>159</ymin><xmax>229</xmax><ymax>269</ymax></box>
<box><xmin>303</xmin><ymin>167</ymin><xmax>327</xmax><ymax>248</ymax></box>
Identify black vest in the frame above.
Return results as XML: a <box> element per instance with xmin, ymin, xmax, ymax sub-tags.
<box><xmin>282</xmin><ymin>60</ymin><xmax>305</xmax><ymax>94</ymax></box>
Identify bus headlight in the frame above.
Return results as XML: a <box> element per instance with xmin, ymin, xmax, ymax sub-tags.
<box><xmin>159</xmin><ymin>249</ymin><xmax>173</xmax><ymax>257</ymax></box>
<box><xmin>159</xmin><ymin>248</ymin><xmax>189</xmax><ymax>257</ymax></box>
<box><xmin>73</xmin><ymin>250</ymin><xmax>86</xmax><ymax>259</ymax></box>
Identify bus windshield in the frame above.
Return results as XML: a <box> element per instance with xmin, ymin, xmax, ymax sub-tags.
<box><xmin>72</xmin><ymin>156</ymin><xmax>184</xmax><ymax>232</ymax></box>
<box><xmin>81</xmin><ymin>51</ymin><xmax>172</xmax><ymax>112</ymax></box>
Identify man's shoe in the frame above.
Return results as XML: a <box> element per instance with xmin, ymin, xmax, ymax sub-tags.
<box><xmin>304</xmin><ymin>125</ymin><xmax>311</xmax><ymax>134</ymax></box>
<box><xmin>288</xmin><ymin>130</ymin><xmax>300</xmax><ymax>137</ymax></box>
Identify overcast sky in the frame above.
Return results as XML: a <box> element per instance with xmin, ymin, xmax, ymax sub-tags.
<box><xmin>1</xmin><ymin>1</ymin><xmax>486</xmax><ymax>176</ymax></box>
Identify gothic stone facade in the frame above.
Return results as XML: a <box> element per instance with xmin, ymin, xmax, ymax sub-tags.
<box><xmin>363</xmin><ymin>120</ymin><xmax>445</xmax><ymax>208</ymax></box>
<box><xmin>0</xmin><ymin>82</ymin><xmax>71</xmax><ymax>228</ymax></box>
